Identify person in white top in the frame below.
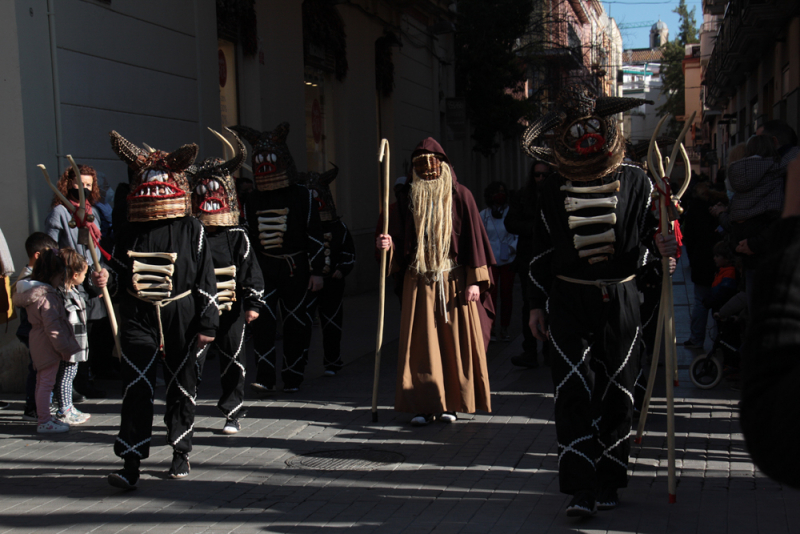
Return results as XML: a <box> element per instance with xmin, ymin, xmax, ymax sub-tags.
<box><xmin>480</xmin><ymin>181</ymin><xmax>518</xmax><ymax>341</ymax></box>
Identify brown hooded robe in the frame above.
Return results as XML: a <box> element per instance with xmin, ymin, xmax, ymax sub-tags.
<box><xmin>389</xmin><ymin>138</ymin><xmax>495</xmax><ymax>415</ymax></box>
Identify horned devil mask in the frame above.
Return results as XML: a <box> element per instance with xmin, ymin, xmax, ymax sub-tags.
<box><xmin>298</xmin><ymin>164</ymin><xmax>340</xmax><ymax>222</ymax></box>
<box><xmin>109</xmin><ymin>131</ymin><xmax>198</xmax><ymax>222</ymax></box>
<box><xmin>187</xmin><ymin>129</ymin><xmax>247</xmax><ymax>227</ymax></box>
<box><xmin>229</xmin><ymin>122</ymin><xmax>297</xmax><ymax>191</ymax></box>
<box><xmin>521</xmin><ymin>84</ymin><xmax>652</xmax><ymax>182</ymax></box>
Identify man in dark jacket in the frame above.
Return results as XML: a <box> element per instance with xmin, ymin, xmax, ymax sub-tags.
<box><xmin>505</xmin><ymin>161</ymin><xmax>551</xmax><ymax>367</ymax></box>
<box><xmin>740</xmin><ymin>153</ymin><xmax>800</xmax><ymax>488</ymax></box>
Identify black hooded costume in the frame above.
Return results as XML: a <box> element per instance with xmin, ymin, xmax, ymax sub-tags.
<box><xmin>522</xmin><ymin>85</ymin><xmax>661</xmax><ymax>504</ymax></box>
<box><xmin>298</xmin><ymin>166</ymin><xmax>356</xmax><ymax>373</ymax></box>
<box><xmin>188</xmin><ymin>132</ymin><xmax>265</xmax><ymax>423</ymax></box>
<box><xmin>106</xmin><ymin>131</ymin><xmax>219</xmax><ymax>486</ymax></box>
<box><xmin>231</xmin><ymin>123</ymin><xmax>325</xmax><ymax>391</ymax></box>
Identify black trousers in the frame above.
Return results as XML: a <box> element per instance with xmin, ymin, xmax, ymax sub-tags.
<box><xmin>307</xmin><ymin>276</ymin><xmax>346</xmax><ymax>372</ymax></box>
<box><xmin>253</xmin><ymin>257</ymin><xmax>313</xmax><ymax>389</ymax></box>
<box><xmin>547</xmin><ymin>278</ymin><xmax>640</xmax><ymax>494</ymax></box>
<box><xmin>634</xmin><ymin>284</ymin><xmax>661</xmax><ymax>412</ymax></box>
<box><xmin>519</xmin><ymin>266</ymin><xmax>538</xmax><ymax>355</ymax></box>
<box><xmin>115</xmin><ymin>337</ymin><xmax>206</xmax><ymax>460</ymax></box>
<box><xmin>197</xmin><ymin>310</ymin><xmax>247</xmax><ymax>419</ymax></box>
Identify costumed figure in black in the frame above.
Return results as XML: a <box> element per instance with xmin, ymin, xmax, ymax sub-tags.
<box><xmin>107</xmin><ymin>131</ymin><xmax>218</xmax><ymax>489</ymax></box>
<box><xmin>522</xmin><ymin>84</ymin><xmax>677</xmax><ymax>516</ymax></box>
<box><xmin>189</xmin><ymin>129</ymin><xmax>264</xmax><ymax>434</ymax></box>
<box><xmin>298</xmin><ymin>165</ymin><xmax>356</xmax><ymax>376</ymax></box>
<box><xmin>230</xmin><ymin>122</ymin><xmax>325</xmax><ymax>393</ymax></box>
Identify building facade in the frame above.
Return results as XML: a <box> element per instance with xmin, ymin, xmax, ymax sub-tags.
<box><xmin>702</xmin><ymin>0</ymin><xmax>800</xmax><ymax>175</ymax></box>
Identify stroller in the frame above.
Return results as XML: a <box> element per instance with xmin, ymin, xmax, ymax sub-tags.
<box><xmin>689</xmin><ymin>291</ymin><xmax>747</xmax><ymax>389</ymax></box>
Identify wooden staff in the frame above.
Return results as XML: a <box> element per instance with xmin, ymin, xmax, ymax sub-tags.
<box><xmin>372</xmin><ymin>139</ymin><xmax>391</xmax><ymax>422</ymax></box>
<box><xmin>634</xmin><ymin>112</ymin><xmax>696</xmax><ymax>503</ymax></box>
<box><xmin>37</xmin><ymin>157</ymin><xmax>123</xmax><ymax>359</ymax></box>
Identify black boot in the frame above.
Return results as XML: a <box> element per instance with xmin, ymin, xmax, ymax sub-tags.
<box><xmin>108</xmin><ymin>457</ymin><xmax>140</xmax><ymax>490</ymax></box>
<box><xmin>168</xmin><ymin>450</ymin><xmax>190</xmax><ymax>479</ymax></box>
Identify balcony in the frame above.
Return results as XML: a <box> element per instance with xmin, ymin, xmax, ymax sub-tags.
<box><xmin>703</xmin><ymin>0</ymin><xmax>800</xmax><ymax>108</ymax></box>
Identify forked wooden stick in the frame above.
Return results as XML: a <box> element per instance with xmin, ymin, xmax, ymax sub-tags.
<box><xmin>636</xmin><ymin>111</ymin><xmax>697</xmax><ymax>503</ymax></box>
<box><xmin>371</xmin><ymin>139</ymin><xmax>391</xmax><ymax>423</ymax></box>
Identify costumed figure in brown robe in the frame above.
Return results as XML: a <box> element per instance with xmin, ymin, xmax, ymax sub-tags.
<box><xmin>376</xmin><ymin>138</ymin><xmax>495</xmax><ymax>426</ymax></box>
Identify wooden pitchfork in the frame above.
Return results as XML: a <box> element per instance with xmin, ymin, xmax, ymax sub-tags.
<box><xmin>634</xmin><ymin>111</ymin><xmax>696</xmax><ymax>503</ymax></box>
<box><xmin>371</xmin><ymin>139</ymin><xmax>391</xmax><ymax>422</ymax></box>
<box><xmin>37</xmin><ymin>156</ymin><xmax>123</xmax><ymax>359</ymax></box>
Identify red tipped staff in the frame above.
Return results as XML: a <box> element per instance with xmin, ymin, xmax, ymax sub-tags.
<box><xmin>635</xmin><ymin>111</ymin><xmax>696</xmax><ymax>503</ymax></box>
<box><xmin>38</xmin><ymin>157</ymin><xmax>123</xmax><ymax>359</ymax></box>
<box><xmin>371</xmin><ymin>139</ymin><xmax>391</xmax><ymax>422</ymax></box>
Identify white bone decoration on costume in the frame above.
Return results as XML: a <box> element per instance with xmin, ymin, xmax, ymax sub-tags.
<box><xmin>215</xmin><ymin>265</ymin><xmax>237</xmax><ymax>314</ymax></box>
<box><xmin>322</xmin><ymin>232</ymin><xmax>333</xmax><ymax>275</ymax></box>
<box><xmin>128</xmin><ymin>251</ymin><xmax>178</xmax><ymax>301</ymax></box>
<box><xmin>564</xmin><ymin>180</ymin><xmax>619</xmax><ymax>264</ymax></box>
<box><xmin>257</xmin><ymin>208</ymin><xmax>289</xmax><ymax>250</ymax></box>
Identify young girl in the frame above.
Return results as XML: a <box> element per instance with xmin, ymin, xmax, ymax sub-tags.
<box><xmin>54</xmin><ymin>248</ymin><xmax>91</xmax><ymax>425</ymax></box>
<box><xmin>12</xmin><ymin>249</ymin><xmax>81</xmax><ymax>433</ymax></box>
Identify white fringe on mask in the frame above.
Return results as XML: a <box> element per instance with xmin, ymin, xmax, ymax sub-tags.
<box><xmin>409</xmin><ymin>163</ymin><xmax>455</xmax><ymax>322</ymax></box>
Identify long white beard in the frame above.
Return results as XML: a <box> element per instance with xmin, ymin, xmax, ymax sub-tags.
<box><xmin>409</xmin><ymin>163</ymin><xmax>454</xmax><ymax>280</ymax></box>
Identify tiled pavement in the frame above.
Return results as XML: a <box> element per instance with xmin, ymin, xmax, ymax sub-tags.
<box><xmin>0</xmin><ymin>252</ymin><xmax>797</xmax><ymax>533</ymax></box>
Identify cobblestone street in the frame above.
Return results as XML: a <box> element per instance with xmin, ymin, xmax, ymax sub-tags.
<box><xmin>0</xmin><ymin>257</ymin><xmax>797</xmax><ymax>534</ymax></box>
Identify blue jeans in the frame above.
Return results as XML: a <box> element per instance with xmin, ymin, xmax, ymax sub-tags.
<box><xmin>690</xmin><ymin>285</ymin><xmax>712</xmax><ymax>344</ymax></box>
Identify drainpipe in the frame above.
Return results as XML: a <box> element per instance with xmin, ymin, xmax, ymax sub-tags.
<box><xmin>46</xmin><ymin>0</ymin><xmax>64</xmax><ymax>164</ymax></box>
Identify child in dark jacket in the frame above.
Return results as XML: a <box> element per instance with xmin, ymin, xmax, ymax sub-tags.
<box><xmin>12</xmin><ymin>249</ymin><xmax>81</xmax><ymax>433</ymax></box>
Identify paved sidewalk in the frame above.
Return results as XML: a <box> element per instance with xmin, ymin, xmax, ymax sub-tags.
<box><xmin>0</xmin><ymin>257</ymin><xmax>797</xmax><ymax>534</ymax></box>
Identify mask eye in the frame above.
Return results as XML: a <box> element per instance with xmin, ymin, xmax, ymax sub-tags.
<box><xmin>587</xmin><ymin>119</ymin><xmax>601</xmax><ymax>131</ymax></box>
<box><xmin>208</xmin><ymin>180</ymin><xmax>220</xmax><ymax>191</ymax></box>
<box><xmin>195</xmin><ymin>184</ymin><xmax>207</xmax><ymax>195</ymax></box>
<box><xmin>270</xmin><ymin>154</ymin><xmax>277</xmax><ymax>163</ymax></box>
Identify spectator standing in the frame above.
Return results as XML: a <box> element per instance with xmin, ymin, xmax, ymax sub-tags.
<box><xmin>680</xmin><ymin>173</ymin><xmax>724</xmax><ymax>349</ymax></box>
<box><xmin>44</xmin><ymin>164</ymin><xmax>112</xmax><ymax>397</ymax></box>
<box><xmin>728</xmin><ymin>122</ymin><xmax>799</xmax><ymax>313</ymax></box>
<box><xmin>505</xmin><ymin>162</ymin><xmax>551</xmax><ymax>366</ymax></box>
<box><xmin>480</xmin><ymin>181</ymin><xmax>517</xmax><ymax>341</ymax></box>
<box><xmin>53</xmin><ymin>248</ymin><xmax>92</xmax><ymax>426</ymax></box>
<box><xmin>12</xmin><ymin>249</ymin><xmax>81</xmax><ymax>433</ymax></box>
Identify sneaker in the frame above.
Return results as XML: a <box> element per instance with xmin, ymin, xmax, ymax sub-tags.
<box><xmin>222</xmin><ymin>418</ymin><xmax>241</xmax><ymax>435</ymax></box>
<box><xmin>566</xmin><ymin>490</ymin><xmax>596</xmax><ymax>517</ymax></box>
<box><xmin>57</xmin><ymin>407</ymin><xmax>91</xmax><ymax>425</ymax></box>
<box><xmin>682</xmin><ymin>339</ymin><xmax>704</xmax><ymax>350</ymax></box>
<box><xmin>168</xmin><ymin>451</ymin><xmax>190</xmax><ymax>479</ymax></box>
<box><xmin>108</xmin><ymin>457</ymin><xmax>140</xmax><ymax>490</ymax></box>
<box><xmin>439</xmin><ymin>412</ymin><xmax>457</xmax><ymax>423</ymax></box>
<box><xmin>37</xmin><ymin>419</ymin><xmax>70</xmax><ymax>433</ymax></box>
<box><xmin>250</xmin><ymin>382</ymin><xmax>276</xmax><ymax>396</ymax></box>
<box><xmin>511</xmin><ymin>353</ymin><xmax>539</xmax><ymax>369</ymax></box>
<box><xmin>499</xmin><ymin>329</ymin><xmax>511</xmax><ymax>342</ymax></box>
<box><xmin>410</xmin><ymin>414</ymin><xmax>434</xmax><ymax>426</ymax></box>
<box><xmin>22</xmin><ymin>406</ymin><xmax>38</xmax><ymax>422</ymax></box>
<box><xmin>72</xmin><ymin>391</ymin><xmax>86</xmax><ymax>404</ymax></box>
<box><xmin>596</xmin><ymin>487</ymin><xmax>619</xmax><ymax>511</ymax></box>
<box><xmin>323</xmin><ymin>369</ymin><xmax>336</xmax><ymax>377</ymax></box>
<box><xmin>0</xmin><ymin>401</ymin><xmax>8</xmax><ymax>410</ymax></box>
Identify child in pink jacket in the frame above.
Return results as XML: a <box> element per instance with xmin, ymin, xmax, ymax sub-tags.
<box><xmin>12</xmin><ymin>249</ymin><xmax>81</xmax><ymax>433</ymax></box>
